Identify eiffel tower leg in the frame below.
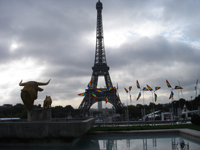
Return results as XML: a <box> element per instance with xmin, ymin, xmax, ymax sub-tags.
<box><xmin>79</xmin><ymin>93</ymin><xmax>90</xmax><ymax>116</ymax></box>
<box><xmin>107</xmin><ymin>89</ymin><xmax>123</xmax><ymax>109</ymax></box>
<box><xmin>78</xmin><ymin>96</ymin><xmax>89</xmax><ymax>116</ymax></box>
<box><xmin>104</xmin><ymin>72</ymin><xmax>113</xmax><ymax>88</ymax></box>
<box><xmin>79</xmin><ymin>89</ymin><xmax>98</xmax><ymax>116</ymax></box>
<box><xmin>90</xmin><ymin>73</ymin><xmax>98</xmax><ymax>89</ymax></box>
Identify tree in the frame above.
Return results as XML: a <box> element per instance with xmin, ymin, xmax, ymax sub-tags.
<box><xmin>128</xmin><ymin>105</ymin><xmax>140</xmax><ymax>120</ymax></box>
<box><xmin>0</xmin><ymin>103</ymin><xmax>26</xmax><ymax>119</ymax></box>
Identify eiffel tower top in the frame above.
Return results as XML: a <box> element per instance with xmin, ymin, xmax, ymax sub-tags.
<box><xmin>96</xmin><ymin>0</ymin><xmax>103</xmax><ymax>9</ymax></box>
<box><xmin>94</xmin><ymin>0</ymin><xmax>107</xmax><ymax>67</ymax></box>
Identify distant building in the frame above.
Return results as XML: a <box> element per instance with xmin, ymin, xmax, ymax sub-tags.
<box><xmin>98</xmin><ymin>101</ymin><xmax>102</xmax><ymax>110</ymax></box>
<box><xmin>145</xmin><ymin>110</ymin><xmax>174</xmax><ymax>121</ymax></box>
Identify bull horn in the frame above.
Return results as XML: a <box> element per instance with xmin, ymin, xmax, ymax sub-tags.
<box><xmin>19</xmin><ymin>80</ymin><xmax>26</xmax><ymax>86</ymax></box>
<box><xmin>37</xmin><ymin>79</ymin><xmax>51</xmax><ymax>86</ymax></box>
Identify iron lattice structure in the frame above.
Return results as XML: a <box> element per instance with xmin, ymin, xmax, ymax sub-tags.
<box><xmin>78</xmin><ymin>0</ymin><xmax>123</xmax><ymax>116</ymax></box>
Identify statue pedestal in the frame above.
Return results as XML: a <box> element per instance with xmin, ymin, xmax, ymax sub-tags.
<box><xmin>27</xmin><ymin>108</ymin><xmax>51</xmax><ymax>122</ymax></box>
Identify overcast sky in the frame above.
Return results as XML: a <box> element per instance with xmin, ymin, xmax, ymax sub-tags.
<box><xmin>0</xmin><ymin>0</ymin><xmax>200</xmax><ymax>109</ymax></box>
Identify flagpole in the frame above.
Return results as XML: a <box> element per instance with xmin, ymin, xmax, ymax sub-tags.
<box><xmin>127</xmin><ymin>92</ymin><xmax>129</xmax><ymax>122</ymax></box>
<box><xmin>196</xmin><ymin>79</ymin><xmax>198</xmax><ymax>96</ymax></box>
<box><xmin>171</xmin><ymin>90</ymin><xmax>174</xmax><ymax>125</ymax></box>
<box><xmin>153</xmin><ymin>92</ymin><xmax>156</xmax><ymax>126</ymax></box>
<box><xmin>178</xmin><ymin>80</ymin><xmax>182</xmax><ymax>121</ymax></box>
<box><xmin>196</xmin><ymin>86</ymin><xmax>197</xmax><ymax>98</ymax></box>
<box><xmin>143</xmin><ymin>90</ymin><xmax>145</xmax><ymax>123</ymax></box>
<box><xmin>172</xmin><ymin>92</ymin><xmax>174</xmax><ymax>124</ymax></box>
<box><xmin>127</xmin><ymin>92</ymin><xmax>128</xmax><ymax>108</ymax></box>
<box><xmin>124</xmin><ymin>87</ymin><xmax>129</xmax><ymax>122</ymax></box>
<box><xmin>152</xmin><ymin>92</ymin><xmax>154</xmax><ymax>125</ymax></box>
<box><xmin>166</xmin><ymin>80</ymin><xmax>174</xmax><ymax>125</ymax></box>
<box><xmin>178</xmin><ymin>80</ymin><xmax>184</xmax><ymax>98</ymax></box>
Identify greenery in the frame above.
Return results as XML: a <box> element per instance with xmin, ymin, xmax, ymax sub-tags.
<box><xmin>0</xmin><ymin>103</ymin><xmax>27</xmax><ymax>119</ymax></box>
<box><xmin>90</xmin><ymin>124</ymin><xmax>200</xmax><ymax>132</ymax></box>
<box><xmin>51</xmin><ymin>105</ymin><xmax>80</xmax><ymax>118</ymax></box>
<box><xmin>0</xmin><ymin>104</ymin><xmax>79</xmax><ymax>119</ymax></box>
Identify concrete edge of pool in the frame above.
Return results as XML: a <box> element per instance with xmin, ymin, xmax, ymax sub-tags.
<box><xmin>88</xmin><ymin>129</ymin><xmax>200</xmax><ymax>139</ymax></box>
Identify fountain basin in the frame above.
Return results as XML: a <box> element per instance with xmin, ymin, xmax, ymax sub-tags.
<box><xmin>0</xmin><ymin>118</ymin><xmax>95</xmax><ymax>139</ymax></box>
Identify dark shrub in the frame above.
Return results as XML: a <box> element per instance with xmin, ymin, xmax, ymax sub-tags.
<box><xmin>191</xmin><ymin>114</ymin><xmax>200</xmax><ymax>125</ymax></box>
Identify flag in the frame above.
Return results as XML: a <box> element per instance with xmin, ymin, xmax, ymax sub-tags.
<box><xmin>146</xmin><ymin>85</ymin><xmax>153</xmax><ymax>91</ymax></box>
<box><xmin>143</xmin><ymin>87</ymin><xmax>149</xmax><ymax>91</ymax></box>
<box><xmin>108</xmin><ymin>87</ymin><xmax>115</xmax><ymax>91</ymax></box>
<box><xmin>124</xmin><ymin>87</ymin><xmax>128</xmax><ymax>93</ymax></box>
<box><xmin>129</xmin><ymin>86</ymin><xmax>132</xmax><ymax>91</ymax></box>
<box><xmin>92</xmin><ymin>92</ymin><xmax>97</xmax><ymax>99</ymax></box>
<box><xmin>130</xmin><ymin>95</ymin><xmax>132</xmax><ymax>102</ymax></box>
<box><xmin>136</xmin><ymin>92</ymin><xmax>141</xmax><ymax>100</ymax></box>
<box><xmin>154</xmin><ymin>93</ymin><xmax>157</xmax><ymax>102</ymax></box>
<box><xmin>106</xmin><ymin>96</ymin><xmax>109</xmax><ymax>103</ymax></box>
<box><xmin>166</xmin><ymin>80</ymin><xmax>172</xmax><ymax>88</ymax></box>
<box><xmin>155</xmin><ymin>86</ymin><xmax>161</xmax><ymax>91</ymax></box>
<box><xmin>78</xmin><ymin>92</ymin><xmax>86</xmax><ymax>96</ymax></box>
<box><xmin>174</xmin><ymin>86</ymin><xmax>183</xmax><ymax>89</ymax></box>
<box><xmin>87</xmin><ymin>80</ymin><xmax>92</xmax><ymax>88</ymax></box>
<box><xmin>169</xmin><ymin>91</ymin><xmax>174</xmax><ymax>99</ymax></box>
<box><xmin>136</xmin><ymin>80</ymin><xmax>140</xmax><ymax>89</ymax></box>
<box><xmin>96</xmin><ymin>88</ymin><xmax>103</xmax><ymax>94</ymax></box>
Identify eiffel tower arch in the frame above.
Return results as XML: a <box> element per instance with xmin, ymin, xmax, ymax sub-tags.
<box><xmin>78</xmin><ymin>0</ymin><xmax>123</xmax><ymax>116</ymax></box>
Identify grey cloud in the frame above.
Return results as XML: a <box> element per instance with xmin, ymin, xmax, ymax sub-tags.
<box><xmin>184</xmin><ymin>24</ymin><xmax>200</xmax><ymax>40</ymax></box>
<box><xmin>162</xmin><ymin>0</ymin><xmax>200</xmax><ymax>22</ymax></box>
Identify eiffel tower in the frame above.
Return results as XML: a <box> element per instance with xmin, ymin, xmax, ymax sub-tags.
<box><xmin>78</xmin><ymin>0</ymin><xmax>123</xmax><ymax>116</ymax></box>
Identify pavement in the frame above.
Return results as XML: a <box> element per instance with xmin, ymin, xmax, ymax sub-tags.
<box><xmin>178</xmin><ymin>128</ymin><xmax>200</xmax><ymax>138</ymax></box>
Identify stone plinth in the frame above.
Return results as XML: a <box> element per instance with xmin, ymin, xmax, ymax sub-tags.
<box><xmin>27</xmin><ymin>108</ymin><xmax>51</xmax><ymax>122</ymax></box>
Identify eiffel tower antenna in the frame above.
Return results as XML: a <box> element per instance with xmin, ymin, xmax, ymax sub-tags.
<box><xmin>78</xmin><ymin>0</ymin><xmax>123</xmax><ymax>116</ymax></box>
<box><xmin>95</xmin><ymin>0</ymin><xmax>106</xmax><ymax>66</ymax></box>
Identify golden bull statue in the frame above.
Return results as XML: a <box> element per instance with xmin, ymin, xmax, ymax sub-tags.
<box><xmin>19</xmin><ymin>79</ymin><xmax>51</xmax><ymax>110</ymax></box>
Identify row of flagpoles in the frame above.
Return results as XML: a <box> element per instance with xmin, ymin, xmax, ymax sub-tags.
<box><xmin>123</xmin><ymin>80</ymin><xmax>184</xmax><ymax>122</ymax></box>
<box><xmin>124</xmin><ymin>80</ymin><xmax>184</xmax><ymax>104</ymax></box>
<box><xmin>78</xmin><ymin>79</ymin><xmax>199</xmax><ymax>106</ymax></box>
